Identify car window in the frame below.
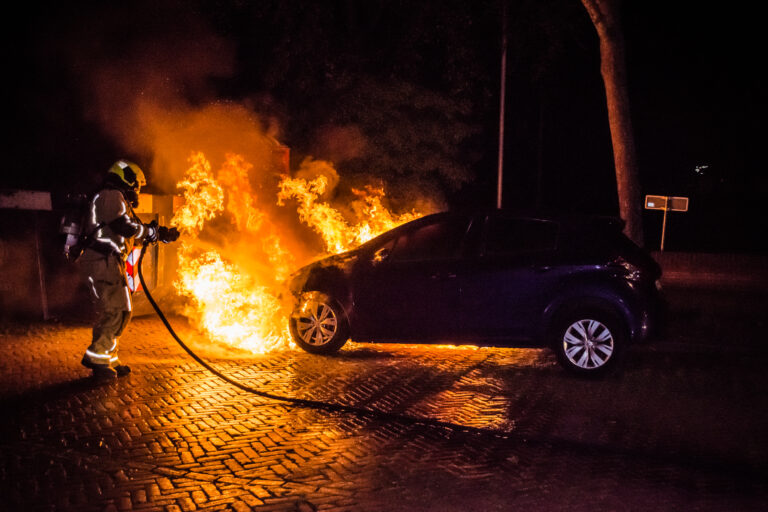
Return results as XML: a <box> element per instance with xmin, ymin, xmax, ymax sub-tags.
<box><xmin>390</xmin><ymin>217</ymin><xmax>470</xmax><ymax>262</ymax></box>
<box><xmin>484</xmin><ymin>217</ymin><xmax>558</xmax><ymax>255</ymax></box>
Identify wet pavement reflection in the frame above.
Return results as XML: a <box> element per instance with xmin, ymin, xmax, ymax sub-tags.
<box><xmin>1</xmin><ymin>288</ymin><xmax>767</xmax><ymax>511</ymax></box>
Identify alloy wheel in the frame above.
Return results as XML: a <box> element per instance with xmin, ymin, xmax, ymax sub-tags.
<box><xmin>562</xmin><ymin>318</ymin><xmax>615</xmax><ymax>369</ymax></box>
<box><xmin>295</xmin><ymin>300</ymin><xmax>339</xmax><ymax>346</ymax></box>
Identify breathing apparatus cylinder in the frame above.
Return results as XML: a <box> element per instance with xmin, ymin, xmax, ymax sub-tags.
<box><xmin>59</xmin><ymin>215</ymin><xmax>82</xmax><ymax>260</ymax></box>
<box><xmin>58</xmin><ymin>192</ymin><xmax>89</xmax><ymax>262</ymax></box>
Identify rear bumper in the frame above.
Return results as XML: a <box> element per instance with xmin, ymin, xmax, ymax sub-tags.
<box><xmin>635</xmin><ymin>282</ymin><xmax>667</xmax><ymax>343</ymax></box>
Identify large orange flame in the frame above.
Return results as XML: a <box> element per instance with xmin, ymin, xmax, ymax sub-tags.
<box><xmin>277</xmin><ymin>175</ymin><xmax>421</xmax><ymax>254</ymax></box>
<box><xmin>171</xmin><ymin>151</ymin><xmax>427</xmax><ymax>353</ymax></box>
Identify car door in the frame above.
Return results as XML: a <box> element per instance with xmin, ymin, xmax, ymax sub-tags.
<box><xmin>455</xmin><ymin>215</ymin><xmax>561</xmax><ymax>342</ymax></box>
<box><xmin>352</xmin><ymin>215</ymin><xmax>472</xmax><ymax>342</ymax></box>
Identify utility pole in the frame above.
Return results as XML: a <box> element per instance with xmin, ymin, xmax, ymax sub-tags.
<box><xmin>497</xmin><ymin>0</ymin><xmax>507</xmax><ymax>210</ymax></box>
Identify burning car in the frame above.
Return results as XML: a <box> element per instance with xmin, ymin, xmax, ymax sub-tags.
<box><xmin>287</xmin><ymin>210</ymin><xmax>664</xmax><ymax>375</ymax></box>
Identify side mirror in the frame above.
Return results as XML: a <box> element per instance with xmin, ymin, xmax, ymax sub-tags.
<box><xmin>373</xmin><ymin>247</ymin><xmax>391</xmax><ymax>264</ymax></box>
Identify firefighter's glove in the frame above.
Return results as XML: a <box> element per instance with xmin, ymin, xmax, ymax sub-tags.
<box><xmin>158</xmin><ymin>226</ymin><xmax>180</xmax><ymax>243</ymax></box>
<box><xmin>145</xmin><ymin>220</ymin><xmax>159</xmax><ymax>243</ymax></box>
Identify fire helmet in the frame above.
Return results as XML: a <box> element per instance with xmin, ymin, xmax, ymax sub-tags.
<box><xmin>107</xmin><ymin>160</ymin><xmax>146</xmax><ymax>191</ymax></box>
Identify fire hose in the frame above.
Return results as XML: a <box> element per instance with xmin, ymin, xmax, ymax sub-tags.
<box><xmin>137</xmin><ymin>243</ymin><xmax>500</xmax><ymax>435</ymax></box>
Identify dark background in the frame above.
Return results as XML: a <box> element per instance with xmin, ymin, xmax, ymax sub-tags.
<box><xmin>2</xmin><ymin>0</ymin><xmax>765</xmax><ymax>253</ymax></box>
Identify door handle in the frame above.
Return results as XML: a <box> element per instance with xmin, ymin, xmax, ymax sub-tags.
<box><xmin>430</xmin><ymin>273</ymin><xmax>457</xmax><ymax>279</ymax></box>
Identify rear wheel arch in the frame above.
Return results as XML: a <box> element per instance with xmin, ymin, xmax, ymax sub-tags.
<box><xmin>545</xmin><ymin>295</ymin><xmax>629</xmax><ymax>338</ymax></box>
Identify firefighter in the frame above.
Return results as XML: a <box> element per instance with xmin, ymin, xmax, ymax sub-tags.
<box><xmin>79</xmin><ymin>159</ymin><xmax>179</xmax><ymax>380</ymax></box>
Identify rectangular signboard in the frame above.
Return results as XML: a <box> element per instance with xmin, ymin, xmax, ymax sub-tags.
<box><xmin>645</xmin><ymin>195</ymin><xmax>689</xmax><ymax>211</ymax></box>
<box><xmin>645</xmin><ymin>195</ymin><xmax>689</xmax><ymax>251</ymax></box>
<box><xmin>645</xmin><ymin>195</ymin><xmax>667</xmax><ymax>210</ymax></box>
<box><xmin>667</xmin><ymin>196</ymin><xmax>689</xmax><ymax>211</ymax></box>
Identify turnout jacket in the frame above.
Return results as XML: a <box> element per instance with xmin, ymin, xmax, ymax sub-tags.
<box><xmin>81</xmin><ymin>187</ymin><xmax>152</xmax><ymax>262</ymax></box>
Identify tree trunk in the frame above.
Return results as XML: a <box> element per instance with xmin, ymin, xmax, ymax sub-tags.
<box><xmin>580</xmin><ymin>0</ymin><xmax>643</xmax><ymax>246</ymax></box>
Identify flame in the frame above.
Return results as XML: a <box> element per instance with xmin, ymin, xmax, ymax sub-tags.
<box><xmin>171</xmin><ymin>151</ymin><xmax>427</xmax><ymax>354</ymax></box>
<box><xmin>175</xmin><ymin>247</ymin><xmax>289</xmax><ymax>352</ymax></box>
<box><xmin>218</xmin><ymin>153</ymin><xmax>295</xmax><ymax>282</ymax></box>
<box><xmin>277</xmin><ymin>176</ymin><xmax>421</xmax><ymax>254</ymax></box>
<box><xmin>172</xmin><ymin>152</ymin><xmax>224</xmax><ymax>233</ymax></box>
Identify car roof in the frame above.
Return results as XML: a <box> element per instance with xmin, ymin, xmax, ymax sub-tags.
<box><xmin>355</xmin><ymin>209</ymin><xmax>626</xmax><ymax>252</ymax></box>
<box><xmin>446</xmin><ymin>208</ymin><xmax>625</xmax><ymax>229</ymax></box>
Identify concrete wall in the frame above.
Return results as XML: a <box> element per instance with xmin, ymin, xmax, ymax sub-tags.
<box><xmin>652</xmin><ymin>251</ymin><xmax>768</xmax><ymax>291</ymax></box>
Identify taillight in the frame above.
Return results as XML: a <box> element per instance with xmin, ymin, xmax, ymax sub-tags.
<box><xmin>609</xmin><ymin>256</ymin><xmax>642</xmax><ymax>282</ymax></box>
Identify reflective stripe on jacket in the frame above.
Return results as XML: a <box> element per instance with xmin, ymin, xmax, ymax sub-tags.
<box><xmin>82</xmin><ymin>188</ymin><xmax>150</xmax><ymax>261</ymax></box>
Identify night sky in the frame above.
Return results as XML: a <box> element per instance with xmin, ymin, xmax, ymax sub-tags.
<box><xmin>3</xmin><ymin>0</ymin><xmax>765</xmax><ymax>252</ymax></box>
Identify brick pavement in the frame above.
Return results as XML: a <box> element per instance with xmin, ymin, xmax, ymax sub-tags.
<box><xmin>1</xmin><ymin>295</ymin><xmax>767</xmax><ymax>511</ymax></box>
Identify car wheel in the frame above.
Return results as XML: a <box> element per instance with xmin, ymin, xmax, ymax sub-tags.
<box><xmin>289</xmin><ymin>292</ymin><xmax>349</xmax><ymax>354</ymax></box>
<box><xmin>552</xmin><ymin>309</ymin><xmax>626</xmax><ymax>376</ymax></box>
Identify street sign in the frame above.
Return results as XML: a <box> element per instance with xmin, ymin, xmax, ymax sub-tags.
<box><xmin>645</xmin><ymin>195</ymin><xmax>688</xmax><ymax>212</ymax></box>
<box><xmin>645</xmin><ymin>195</ymin><xmax>666</xmax><ymax>210</ymax></box>
<box><xmin>644</xmin><ymin>195</ymin><xmax>690</xmax><ymax>251</ymax></box>
<box><xmin>668</xmin><ymin>196</ymin><xmax>689</xmax><ymax>211</ymax></box>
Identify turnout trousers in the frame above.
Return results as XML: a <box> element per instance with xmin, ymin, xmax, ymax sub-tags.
<box><xmin>79</xmin><ymin>253</ymin><xmax>132</xmax><ymax>367</ymax></box>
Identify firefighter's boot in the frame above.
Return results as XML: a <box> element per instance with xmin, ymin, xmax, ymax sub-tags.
<box><xmin>111</xmin><ymin>360</ymin><xmax>131</xmax><ymax>377</ymax></box>
<box><xmin>81</xmin><ymin>355</ymin><xmax>117</xmax><ymax>380</ymax></box>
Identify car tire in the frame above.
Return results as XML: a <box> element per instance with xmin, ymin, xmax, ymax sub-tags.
<box><xmin>551</xmin><ymin>307</ymin><xmax>626</xmax><ymax>376</ymax></box>
<box><xmin>289</xmin><ymin>292</ymin><xmax>349</xmax><ymax>354</ymax></box>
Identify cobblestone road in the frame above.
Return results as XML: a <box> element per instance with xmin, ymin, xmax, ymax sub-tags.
<box><xmin>1</xmin><ymin>287</ymin><xmax>766</xmax><ymax>511</ymax></box>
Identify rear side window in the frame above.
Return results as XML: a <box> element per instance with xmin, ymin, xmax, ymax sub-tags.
<box><xmin>484</xmin><ymin>217</ymin><xmax>558</xmax><ymax>255</ymax></box>
<box><xmin>563</xmin><ymin>220</ymin><xmax>640</xmax><ymax>258</ymax></box>
<box><xmin>390</xmin><ymin>218</ymin><xmax>470</xmax><ymax>262</ymax></box>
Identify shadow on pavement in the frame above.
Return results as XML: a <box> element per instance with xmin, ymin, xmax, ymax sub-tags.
<box><xmin>0</xmin><ymin>376</ymin><xmax>113</xmax><ymax>414</ymax></box>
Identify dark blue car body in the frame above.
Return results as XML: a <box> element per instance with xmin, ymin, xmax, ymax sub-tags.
<box><xmin>288</xmin><ymin>210</ymin><xmax>664</xmax><ymax>374</ymax></box>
